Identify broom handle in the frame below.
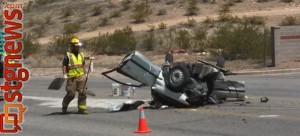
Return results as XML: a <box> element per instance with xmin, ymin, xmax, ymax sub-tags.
<box><xmin>82</xmin><ymin>58</ymin><xmax>93</xmax><ymax>93</ymax></box>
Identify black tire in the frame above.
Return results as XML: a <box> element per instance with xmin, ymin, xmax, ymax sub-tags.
<box><xmin>166</xmin><ymin>64</ymin><xmax>190</xmax><ymax>91</ymax></box>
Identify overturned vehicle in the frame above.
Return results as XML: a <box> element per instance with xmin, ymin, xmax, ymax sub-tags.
<box><xmin>102</xmin><ymin>51</ymin><xmax>246</xmax><ymax>108</ymax></box>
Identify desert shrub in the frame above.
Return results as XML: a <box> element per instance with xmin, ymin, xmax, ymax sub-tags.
<box><xmin>147</xmin><ymin>25</ymin><xmax>156</xmax><ymax>32</ymax></box>
<box><xmin>48</xmin><ymin>34</ymin><xmax>74</xmax><ymax>55</ymax></box>
<box><xmin>31</xmin><ymin>19</ymin><xmax>47</xmax><ymax>37</ymax></box>
<box><xmin>23</xmin><ymin>33</ymin><xmax>40</xmax><ymax>57</ymax></box>
<box><xmin>166</xmin><ymin>0</ymin><xmax>176</xmax><ymax>5</ymax></box>
<box><xmin>63</xmin><ymin>22</ymin><xmax>80</xmax><ymax>34</ymax></box>
<box><xmin>141</xmin><ymin>32</ymin><xmax>156</xmax><ymax>51</ymax></box>
<box><xmin>158</xmin><ymin>22</ymin><xmax>167</xmax><ymax>29</ymax></box>
<box><xmin>89</xmin><ymin>21</ymin><xmax>99</xmax><ymax>30</ymax></box>
<box><xmin>242</xmin><ymin>16</ymin><xmax>266</xmax><ymax>26</ymax></box>
<box><xmin>131</xmin><ymin>1</ymin><xmax>152</xmax><ymax>23</ymax></box>
<box><xmin>192</xmin><ymin>27</ymin><xmax>208</xmax><ymax>52</ymax></box>
<box><xmin>257</xmin><ymin>0</ymin><xmax>268</xmax><ymax>2</ymax></box>
<box><xmin>218</xmin><ymin>3</ymin><xmax>231</xmax><ymax>15</ymax></box>
<box><xmin>45</xmin><ymin>15</ymin><xmax>52</xmax><ymax>24</ymax></box>
<box><xmin>32</xmin><ymin>24</ymin><xmax>46</xmax><ymax>38</ymax></box>
<box><xmin>218</xmin><ymin>14</ymin><xmax>240</xmax><ymax>23</ymax></box>
<box><xmin>121</xmin><ymin>0</ymin><xmax>132</xmax><ymax>11</ymax></box>
<box><xmin>175</xmin><ymin>29</ymin><xmax>191</xmax><ymax>49</ymax></box>
<box><xmin>157</xmin><ymin>9</ymin><xmax>167</xmax><ymax>16</ymax></box>
<box><xmin>181</xmin><ymin>17</ymin><xmax>197</xmax><ymax>27</ymax></box>
<box><xmin>235</xmin><ymin>0</ymin><xmax>243</xmax><ymax>2</ymax></box>
<box><xmin>91</xmin><ymin>5</ymin><xmax>102</xmax><ymax>16</ymax></box>
<box><xmin>109</xmin><ymin>9</ymin><xmax>121</xmax><ymax>18</ymax></box>
<box><xmin>36</xmin><ymin>0</ymin><xmax>58</xmax><ymax>6</ymax></box>
<box><xmin>281</xmin><ymin>0</ymin><xmax>293</xmax><ymax>3</ymax></box>
<box><xmin>86</xmin><ymin>33</ymin><xmax>110</xmax><ymax>54</ymax></box>
<box><xmin>27</xmin><ymin>18</ymin><xmax>36</xmax><ymax>27</ymax></box>
<box><xmin>157</xmin><ymin>29</ymin><xmax>176</xmax><ymax>51</ymax></box>
<box><xmin>185</xmin><ymin>0</ymin><xmax>199</xmax><ymax>16</ymax></box>
<box><xmin>87</xmin><ymin>26</ymin><xmax>137</xmax><ymax>55</ymax></box>
<box><xmin>61</xmin><ymin>6</ymin><xmax>73</xmax><ymax>17</ymax></box>
<box><xmin>99</xmin><ymin>17</ymin><xmax>110</xmax><ymax>27</ymax></box>
<box><xmin>203</xmin><ymin>16</ymin><xmax>215</xmax><ymax>24</ymax></box>
<box><xmin>280</xmin><ymin>16</ymin><xmax>299</xmax><ymax>26</ymax></box>
<box><xmin>209</xmin><ymin>24</ymin><xmax>271</xmax><ymax>60</ymax></box>
<box><xmin>107</xmin><ymin>0</ymin><xmax>115</xmax><ymax>8</ymax></box>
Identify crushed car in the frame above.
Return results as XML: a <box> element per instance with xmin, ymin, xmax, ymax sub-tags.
<box><xmin>102</xmin><ymin>51</ymin><xmax>246</xmax><ymax>109</ymax></box>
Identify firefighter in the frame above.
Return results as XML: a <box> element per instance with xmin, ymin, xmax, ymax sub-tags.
<box><xmin>62</xmin><ymin>37</ymin><xmax>88</xmax><ymax>114</ymax></box>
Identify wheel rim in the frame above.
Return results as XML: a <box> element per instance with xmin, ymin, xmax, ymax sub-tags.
<box><xmin>170</xmin><ymin>69</ymin><xmax>184</xmax><ymax>85</ymax></box>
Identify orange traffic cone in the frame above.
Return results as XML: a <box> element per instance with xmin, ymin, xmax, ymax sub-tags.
<box><xmin>134</xmin><ymin>107</ymin><xmax>152</xmax><ymax>134</ymax></box>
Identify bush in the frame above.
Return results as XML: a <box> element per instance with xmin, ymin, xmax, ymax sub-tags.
<box><xmin>63</xmin><ymin>23</ymin><xmax>80</xmax><ymax>34</ymax></box>
<box><xmin>91</xmin><ymin>6</ymin><xmax>102</xmax><ymax>16</ymax></box>
<box><xmin>32</xmin><ymin>24</ymin><xmax>46</xmax><ymax>38</ymax></box>
<box><xmin>203</xmin><ymin>16</ymin><xmax>215</xmax><ymax>24</ymax></box>
<box><xmin>242</xmin><ymin>16</ymin><xmax>265</xmax><ymax>26</ymax></box>
<box><xmin>23</xmin><ymin>33</ymin><xmax>40</xmax><ymax>57</ymax></box>
<box><xmin>181</xmin><ymin>17</ymin><xmax>197</xmax><ymax>27</ymax></box>
<box><xmin>87</xmin><ymin>26</ymin><xmax>137</xmax><ymax>55</ymax></box>
<box><xmin>157</xmin><ymin>29</ymin><xmax>176</xmax><ymax>51</ymax></box>
<box><xmin>209</xmin><ymin>24</ymin><xmax>271</xmax><ymax>60</ymax></box>
<box><xmin>61</xmin><ymin>6</ymin><xmax>73</xmax><ymax>17</ymax></box>
<box><xmin>89</xmin><ymin>21</ymin><xmax>99</xmax><ymax>31</ymax></box>
<box><xmin>175</xmin><ymin>29</ymin><xmax>191</xmax><ymax>49</ymax></box>
<box><xmin>45</xmin><ymin>15</ymin><xmax>52</xmax><ymax>24</ymax></box>
<box><xmin>31</xmin><ymin>19</ymin><xmax>46</xmax><ymax>37</ymax></box>
<box><xmin>99</xmin><ymin>17</ymin><xmax>110</xmax><ymax>27</ymax></box>
<box><xmin>131</xmin><ymin>1</ymin><xmax>152</xmax><ymax>23</ymax></box>
<box><xmin>158</xmin><ymin>22</ymin><xmax>167</xmax><ymax>29</ymax></box>
<box><xmin>36</xmin><ymin>0</ymin><xmax>58</xmax><ymax>6</ymax></box>
<box><xmin>27</xmin><ymin>18</ymin><xmax>36</xmax><ymax>27</ymax></box>
<box><xmin>48</xmin><ymin>34</ymin><xmax>74</xmax><ymax>55</ymax></box>
<box><xmin>109</xmin><ymin>9</ymin><xmax>121</xmax><ymax>18</ymax></box>
<box><xmin>147</xmin><ymin>25</ymin><xmax>156</xmax><ymax>32</ymax></box>
<box><xmin>257</xmin><ymin>0</ymin><xmax>268</xmax><ymax>2</ymax></box>
<box><xmin>107</xmin><ymin>0</ymin><xmax>115</xmax><ymax>8</ymax></box>
<box><xmin>185</xmin><ymin>0</ymin><xmax>199</xmax><ymax>16</ymax></box>
<box><xmin>166</xmin><ymin>0</ymin><xmax>176</xmax><ymax>5</ymax></box>
<box><xmin>157</xmin><ymin>9</ymin><xmax>167</xmax><ymax>16</ymax></box>
<box><xmin>141</xmin><ymin>32</ymin><xmax>156</xmax><ymax>51</ymax></box>
<box><xmin>281</xmin><ymin>0</ymin><xmax>293</xmax><ymax>3</ymax></box>
<box><xmin>280</xmin><ymin>16</ymin><xmax>299</xmax><ymax>26</ymax></box>
<box><xmin>86</xmin><ymin>33</ymin><xmax>110</xmax><ymax>54</ymax></box>
<box><xmin>192</xmin><ymin>27</ymin><xmax>208</xmax><ymax>52</ymax></box>
<box><xmin>218</xmin><ymin>3</ymin><xmax>231</xmax><ymax>15</ymax></box>
<box><xmin>121</xmin><ymin>0</ymin><xmax>132</xmax><ymax>11</ymax></box>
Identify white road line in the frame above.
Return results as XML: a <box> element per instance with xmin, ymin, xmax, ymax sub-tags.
<box><xmin>258</xmin><ymin>115</ymin><xmax>280</xmax><ymax>118</ymax></box>
<box><xmin>24</xmin><ymin>96</ymin><xmax>134</xmax><ymax>109</ymax></box>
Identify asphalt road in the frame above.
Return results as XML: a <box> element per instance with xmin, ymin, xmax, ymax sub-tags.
<box><xmin>1</xmin><ymin>73</ymin><xmax>300</xmax><ymax>136</ymax></box>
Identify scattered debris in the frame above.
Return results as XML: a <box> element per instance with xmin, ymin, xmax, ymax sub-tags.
<box><xmin>260</xmin><ymin>97</ymin><xmax>269</xmax><ymax>103</ymax></box>
<box><xmin>191</xmin><ymin>109</ymin><xmax>197</xmax><ymax>112</ymax></box>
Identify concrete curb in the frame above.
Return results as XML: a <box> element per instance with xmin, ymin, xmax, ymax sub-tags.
<box><xmin>232</xmin><ymin>68</ymin><xmax>300</xmax><ymax>75</ymax></box>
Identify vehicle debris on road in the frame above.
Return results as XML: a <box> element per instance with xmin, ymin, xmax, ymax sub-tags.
<box><xmin>102</xmin><ymin>51</ymin><xmax>246</xmax><ymax>109</ymax></box>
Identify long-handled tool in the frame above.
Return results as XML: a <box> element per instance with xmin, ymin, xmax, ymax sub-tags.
<box><xmin>81</xmin><ymin>57</ymin><xmax>94</xmax><ymax>94</ymax></box>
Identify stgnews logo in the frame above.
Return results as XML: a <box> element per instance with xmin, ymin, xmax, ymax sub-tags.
<box><xmin>1</xmin><ymin>0</ymin><xmax>29</xmax><ymax>134</ymax></box>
